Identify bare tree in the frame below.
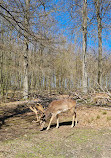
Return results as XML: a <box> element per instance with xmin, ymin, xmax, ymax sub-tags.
<box><xmin>93</xmin><ymin>0</ymin><xmax>111</xmax><ymax>86</ymax></box>
<box><xmin>94</xmin><ymin>0</ymin><xmax>102</xmax><ymax>86</ymax></box>
<box><xmin>0</xmin><ymin>23</ymin><xmax>4</xmax><ymax>96</ymax></box>
<box><xmin>23</xmin><ymin>0</ymin><xmax>30</xmax><ymax>99</ymax></box>
<box><xmin>82</xmin><ymin>0</ymin><xmax>88</xmax><ymax>93</ymax></box>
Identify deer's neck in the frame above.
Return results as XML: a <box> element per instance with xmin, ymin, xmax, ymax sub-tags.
<box><xmin>45</xmin><ymin>108</ymin><xmax>52</xmax><ymax>121</ymax></box>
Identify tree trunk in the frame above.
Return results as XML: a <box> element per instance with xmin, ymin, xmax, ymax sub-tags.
<box><xmin>23</xmin><ymin>43</ymin><xmax>29</xmax><ymax>99</ymax></box>
<box><xmin>0</xmin><ymin>24</ymin><xmax>5</xmax><ymax>97</ymax></box>
<box><xmin>23</xmin><ymin>0</ymin><xmax>30</xmax><ymax>99</ymax></box>
<box><xmin>94</xmin><ymin>0</ymin><xmax>102</xmax><ymax>86</ymax></box>
<box><xmin>0</xmin><ymin>50</ymin><xmax>4</xmax><ymax>96</ymax></box>
<box><xmin>82</xmin><ymin>0</ymin><xmax>88</xmax><ymax>93</ymax></box>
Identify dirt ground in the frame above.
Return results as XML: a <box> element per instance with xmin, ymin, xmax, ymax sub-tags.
<box><xmin>0</xmin><ymin>99</ymin><xmax>111</xmax><ymax>158</ymax></box>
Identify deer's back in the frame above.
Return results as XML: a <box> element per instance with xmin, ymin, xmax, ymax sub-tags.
<box><xmin>47</xmin><ymin>99</ymin><xmax>76</xmax><ymax>114</ymax></box>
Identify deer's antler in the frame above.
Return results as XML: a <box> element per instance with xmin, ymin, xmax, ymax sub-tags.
<box><xmin>29</xmin><ymin>103</ymin><xmax>45</xmax><ymax>122</ymax></box>
<box><xmin>29</xmin><ymin>106</ymin><xmax>40</xmax><ymax>122</ymax></box>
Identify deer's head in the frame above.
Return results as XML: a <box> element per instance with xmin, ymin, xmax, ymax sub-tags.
<box><xmin>35</xmin><ymin>103</ymin><xmax>46</xmax><ymax>130</ymax></box>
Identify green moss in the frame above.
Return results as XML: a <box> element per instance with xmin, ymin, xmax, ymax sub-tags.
<box><xmin>96</xmin><ymin>115</ymin><xmax>100</xmax><ymax>119</ymax></box>
<box><xmin>107</xmin><ymin>116</ymin><xmax>111</xmax><ymax>121</ymax></box>
<box><xmin>34</xmin><ymin>141</ymin><xmax>57</xmax><ymax>157</ymax></box>
<box><xmin>87</xmin><ymin>117</ymin><xmax>94</xmax><ymax>123</ymax></box>
<box><xmin>96</xmin><ymin>146</ymin><xmax>102</xmax><ymax>152</ymax></box>
<box><xmin>102</xmin><ymin>111</ymin><xmax>107</xmax><ymax>115</ymax></box>
<box><xmin>68</xmin><ymin>129</ymin><xmax>96</xmax><ymax>144</ymax></box>
<box><xmin>16</xmin><ymin>152</ymin><xmax>39</xmax><ymax>158</ymax></box>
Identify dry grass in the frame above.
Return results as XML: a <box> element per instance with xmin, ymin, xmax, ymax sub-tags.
<box><xmin>0</xmin><ymin>102</ymin><xmax>111</xmax><ymax>158</ymax></box>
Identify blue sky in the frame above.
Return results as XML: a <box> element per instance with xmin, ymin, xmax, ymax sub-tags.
<box><xmin>51</xmin><ymin>0</ymin><xmax>111</xmax><ymax>53</ymax></box>
<box><xmin>1</xmin><ymin>0</ymin><xmax>110</xmax><ymax>53</ymax></box>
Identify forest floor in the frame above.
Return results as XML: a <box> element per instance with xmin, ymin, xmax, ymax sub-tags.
<box><xmin>0</xmin><ymin>96</ymin><xmax>111</xmax><ymax>158</ymax></box>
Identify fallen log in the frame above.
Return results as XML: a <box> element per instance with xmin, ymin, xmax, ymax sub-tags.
<box><xmin>0</xmin><ymin>99</ymin><xmax>41</xmax><ymax>107</ymax></box>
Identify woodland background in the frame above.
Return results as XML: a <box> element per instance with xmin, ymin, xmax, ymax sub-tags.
<box><xmin>0</xmin><ymin>0</ymin><xmax>111</xmax><ymax>101</ymax></box>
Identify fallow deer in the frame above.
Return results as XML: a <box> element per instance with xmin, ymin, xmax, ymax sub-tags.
<box><xmin>33</xmin><ymin>99</ymin><xmax>77</xmax><ymax>130</ymax></box>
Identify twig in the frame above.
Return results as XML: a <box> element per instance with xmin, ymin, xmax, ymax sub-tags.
<box><xmin>74</xmin><ymin>92</ymin><xmax>87</xmax><ymax>103</ymax></box>
<box><xmin>96</xmin><ymin>82</ymin><xmax>105</xmax><ymax>92</ymax></box>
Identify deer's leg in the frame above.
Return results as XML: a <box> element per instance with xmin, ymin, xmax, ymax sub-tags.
<box><xmin>56</xmin><ymin>114</ymin><xmax>59</xmax><ymax>128</ymax></box>
<box><xmin>46</xmin><ymin>114</ymin><xmax>55</xmax><ymax>130</ymax></box>
<box><xmin>71</xmin><ymin>108</ymin><xmax>77</xmax><ymax>128</ymax></box>
<box><xmin>71</xmin><ymin>114</ymin><xmax>74</xmax><ymax>128</ymax></box>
